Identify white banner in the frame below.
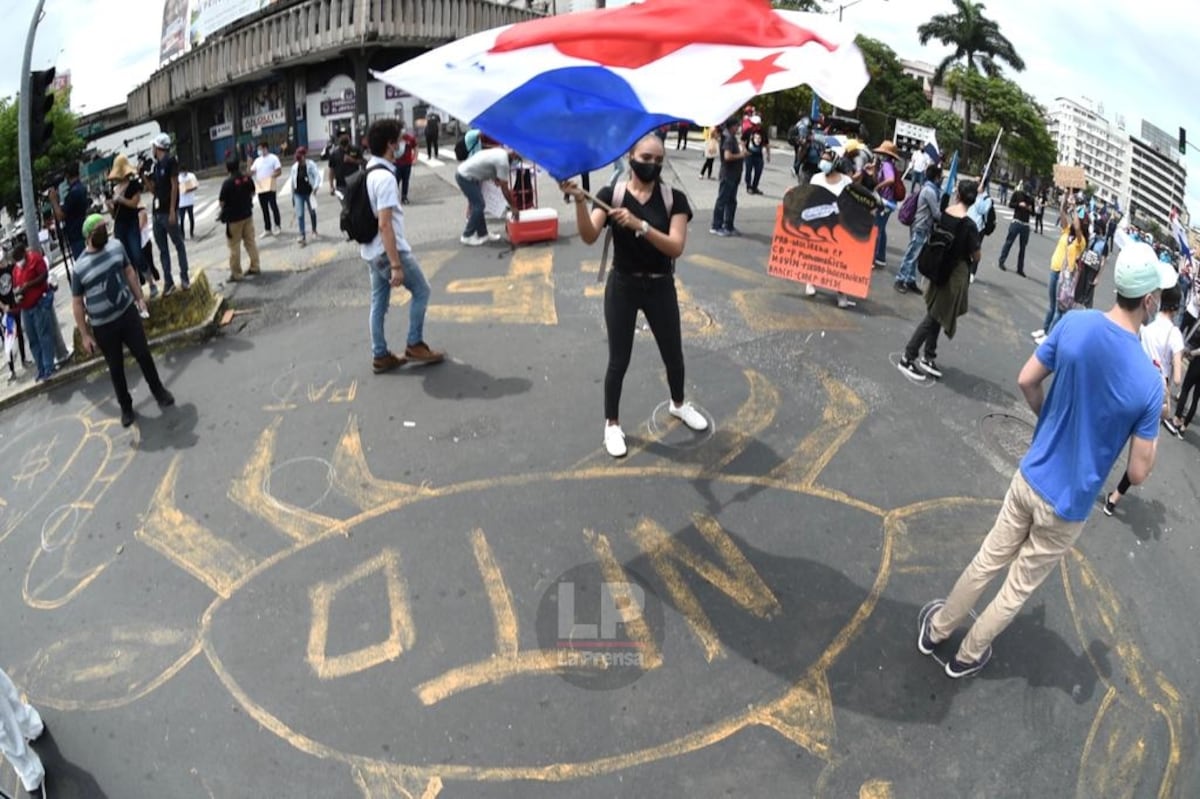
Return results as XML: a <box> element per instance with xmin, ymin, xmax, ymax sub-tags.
<box><xmin>192</xmin><ymin>0</ymin><xmax>268</xmax><ymax>42</ymax></box>
<box><xmin>242</xmin><ymin>108</ymin><xmax>286</xmax><ymax>133</ymax></box>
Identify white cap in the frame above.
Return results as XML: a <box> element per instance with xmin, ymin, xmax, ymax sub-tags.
<box><xmin>152</xmin><ymin>132</ymin><xmax>172</xmax><ymax>150</ymax></box>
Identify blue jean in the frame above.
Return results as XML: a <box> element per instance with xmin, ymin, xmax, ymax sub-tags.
<box><xmin>998</xmin><ymin>220</ymin><xmax>1030</xmax><ymax>272</ymax></box>
<box><xmin>114</xmin><ymin>219</ymin><xmax>145</xmax><ymax>279</ymax></box>
<box><xmin>1043</xmin><ymin>270</ymin><xmax>1061</xmax><ymax>332</ymax></box>
<box><xmin>153</xmin><ymin>212</ymin><xmax>190</xmax><ymax>288</ymax></box>
<box><xmin>368</xmin><ymin>252</ymin><xmax>430</xmax><ymax>358</ymax></box>
<box><xmin>896</xmin><ymin>226</ymin><xmax>930</xmax><ymax>285</ymax></box>
<box><xmin>744</xmin><ymin>153</ymin><xmax>764</xmax><ymax>191</ymax></box>
<box><xmin>21</xmin><ymin>296</ymin><xmax>56</xmax><ymax>379</ymax></box>
<box><xmin>874</xmin><ymin>209</ymin><xmax>892</xmax><ymax>263</ymax></box>
<box><xmin>293</xmin><ymin>193</ymin><xmax>316</xmax><ymax>237</ymax></box>
<box><xmin>456</xmin><ymin>173</ymin><xmax>488</xmax><ymax>238</ymax></box>
<box><xmin>712</xmin><ymin>177</ymin><xmax>739</xmax><ymax>231</ymax></box>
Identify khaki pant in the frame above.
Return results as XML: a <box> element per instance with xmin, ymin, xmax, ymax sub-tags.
<box><xmin>227</xmin><ymin>217</ymin><xmax>260</xmax><ymax>278</ymax></box>
<box><xmin>931</xmin><ymin>470</ymin><xmax>1085</xmax><ymax>662</ymax></box>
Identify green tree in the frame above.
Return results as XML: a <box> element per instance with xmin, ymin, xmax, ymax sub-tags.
<box><xmin>917</xmin><ymin>0</ymin><xmax>1025</xmax><ymax>155</ymax></box>
<box><xmin>947</xmin><ymin>68</ymin><xmax>1054</xmax><ymax>176</ymax></box>
<box><xmin>0</xmin><ymin>90</ymin><xmax>85</xmax><ymax>218</ymax></box>
<box><xmin>914</xmin><ymin>108</ymin><xmax>963</xmax><ymax>158</ymax></box>
<box><xmin>852</xmin><ymin>35</ymin><xmax>929</xmax><ymax>143</ymax></box>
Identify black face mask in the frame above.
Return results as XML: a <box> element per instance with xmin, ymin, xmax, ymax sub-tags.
<box><xmin>630</xmin><ymin>160</ymin><xmax>662</xmax><ymax>183</ymax></box>
<box><xmin>91</xmin><ymin>229</ymin><xmax>109</xmax><ymax>249</ymax></box>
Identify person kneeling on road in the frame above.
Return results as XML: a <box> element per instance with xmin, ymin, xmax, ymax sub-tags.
<box><xmin>71</xmin><ymin>214</ymin><xmax>174</xmax><ymax>427</ymax></box>
<box><xmin>456</xmin><ymin>145</ymin><xmax>521</xmax><ymax>246</ymax></box>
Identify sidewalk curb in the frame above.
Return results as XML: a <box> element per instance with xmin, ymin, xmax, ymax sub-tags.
<box><xmin>0</xmin><ymin>291</ymin><xmax>228</xmax><ymax>415</ymax></box>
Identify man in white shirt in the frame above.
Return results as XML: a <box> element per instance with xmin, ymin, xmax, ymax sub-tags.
<box><xmin>455</xmin><ymin>146</ymin><xmax>520</xmax><ymax>246</ymax></box>
<box><xmin>251</xmin><ymin>141</ymin><xmax>283</xmax><ymax>237</ymax></box>
<box><xmin>360</xmin><ymin>119</ymin><xmax>444</xmax><ymax>373</ymax></box>
<box><xmin>177</xmin><ymin>166</ymin><xmax>198</xmax><ymax>239</ymax></box>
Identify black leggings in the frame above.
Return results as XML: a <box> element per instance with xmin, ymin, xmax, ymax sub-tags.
<box><xmin>94</xmin><ymin>304</ymin><xmax>168</xmax><ymax>413</ymax></box>
<box><xmin>1176</xmin><ymin>357</ymin><xmax>1200</xmax><ymax>427</ymax></box>
<box><xmin>604</xmin><ymin>272</ymin><xmax>685</xmax><ymax>421</ymax></box>
<box><xmin>1115</xmin><ymin>471</ymin><xmax>1132</xmax><ymax>497</ymax></box>
<box><xmin>700</xmin><ymin>158</ymin><xmax>714</xmax><ymax>178</ymax></box>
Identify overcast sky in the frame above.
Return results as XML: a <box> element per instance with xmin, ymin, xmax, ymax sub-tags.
<box><xmin>2</xmin><ymin>0</ymin><xmax>1197</xmax><ymax>217</ymax></box>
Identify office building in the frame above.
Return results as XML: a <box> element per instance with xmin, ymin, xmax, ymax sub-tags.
<box><xmin>1046</xmin><ymin>97</ymin><xmax>1128</xmax><ymax>206</ymax></box>
<box><xmin>1127</xmin><ymin>122</ymin><xmax>1187</xmax><ymax>227</ymax></box>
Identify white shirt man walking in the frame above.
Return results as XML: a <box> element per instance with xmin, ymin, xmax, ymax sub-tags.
<box><xmin>918</xmin><ymin>242</ymin><xmax>1168</xmax><ymax>678</ymax></box>
<box><xmin>360</xmin><ymin>119</ymin><xmax>445</xmax><ymax>373</ymax></box>
<box><xmin>251</xmin><ymin>141</ymin><xmax>283</xmax><ymax>236</ymax></box>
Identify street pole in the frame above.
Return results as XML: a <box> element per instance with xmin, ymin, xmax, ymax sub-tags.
<box><xmin>18</xmin><ymin>0</ymin><xmax>49</xmax><ymax>255</ymax></box>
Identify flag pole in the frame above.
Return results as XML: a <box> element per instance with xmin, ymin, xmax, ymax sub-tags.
<box><xmin>980</xmin><ymin>128</ymin><xmax>1004</xmax><ymax>187</ymax></box>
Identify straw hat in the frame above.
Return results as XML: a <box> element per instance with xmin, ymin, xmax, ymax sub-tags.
<box><xmin>873</xmin><ymin>140</ymin><xmax>901</xmax><ymax>159</ymax></box>
<box><xmin>108</xmin><ymin>153</ymin><xmax>137</xmax><ymax>181</ymax></box>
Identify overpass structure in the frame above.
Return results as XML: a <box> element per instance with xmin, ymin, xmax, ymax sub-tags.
<box><xmin>126</xmin><ymin>0</ymin><xmax>542</xmax><ymax>169</ymax></box>
<box><xmin>75</xmin><ymin>104</ymin><xmax>130</xmax><ymax>141</ymax></box>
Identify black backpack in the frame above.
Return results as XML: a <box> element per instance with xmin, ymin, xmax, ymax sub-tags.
<box><xmin>339</xmin><ymin>164</ymin><xmax>390</xmax><ymax>244</ymax></box>
<box><xmin>454</xmin><ymin>135</ymin><xmax>469</xmax><ymax>161</ymax></box>
<box><xmin>917</xmin><ymin>219</ymin><xmax>961</xmax><ymax>285</ymax></box>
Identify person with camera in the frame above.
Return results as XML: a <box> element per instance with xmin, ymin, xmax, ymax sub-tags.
<box><xmin>106</xmin><ymin>154</ymin><xmax>154</xmax><ymax>297</ymax></box>
<box><xmin>71</xmin><ymin>214</ymin><xmax>173</xmax><ymax>427</ymax></box>
<box><xmin>9</xmin><ymin>239</ymin><xmax>57</xmax><ymax>382</ymax></box>
<box><xmin>148</xmin><ymin>133</ymin><xmax>191</xmax><ymax>295</ymax></box>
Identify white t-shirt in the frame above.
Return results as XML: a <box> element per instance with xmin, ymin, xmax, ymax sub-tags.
<box><xmin>1140</xmin><ymin>314</ymin><xmax>1184</xmax><ymax>383</ymax></box>
<box><xmin>810</xmin><ymin>171</ymin><xmax>852</xmax><ymax>197</ymax></box>
<box><xmin>177</xmin><ymin>172</ymin><xmax>197</xmax><ymax>207</ymax></box>
<box><xmin>457</xmin><ymin>148</ymin><xmax>510</xmax><ymax>182</ymax></box>
<box><xmin>359</xmin><ymin>156</ymin><xmax>411</xmax><ymax>261</ymax></box>
<box><xmin>251</xmin><ymin>152</ymin><xmax>282</xmax><ymax>193</ymax></box>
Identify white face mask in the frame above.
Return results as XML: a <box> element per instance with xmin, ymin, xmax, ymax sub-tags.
<box><xmin>818</xmin><ymin>160</ymin><xmax>834</xmax><ymax>175</ymax></box>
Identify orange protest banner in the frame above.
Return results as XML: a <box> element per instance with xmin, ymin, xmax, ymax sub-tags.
<box><xmin>767</xmin><ymin>182</ymin><xmax>879</xmax><ymax>299</ymax></box>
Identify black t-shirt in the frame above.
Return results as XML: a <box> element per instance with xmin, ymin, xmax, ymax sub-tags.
<box><xmin>594</xmin><ymin>183</ymin><xmax>693</xmax><ymax>276</ymax></box>
<box><xmin>943</xmin><ymin>213</ymin><xmax>982</xmax><ymax>263</ymax></box>
<box><xmin>719</xmin><ymin>132</ymin><xmax>743</xmax><ymax>181</ymax></box>
<box><xmin>1009</xmin><ymin>190</ymin><xmax>1033</xmax><ymax>223</ymax></box>
<box><xmin>218</xmin><ymin>174</ymin><xmax>255</xmax><ymax>223</ymax></box>
<box><xmin>152</xmin><ymin>155</ymin><xmax>179</xmax><ymax>213</ymax></box>
<box><xmin>295</xmin><ymin>164</ymin><xmax>312</xmax><ymax>196</ymax></box>
<box><xmin>113</xmin><ymin>179</ymin><xmax>143</xmax><ymax>226</ymax></box>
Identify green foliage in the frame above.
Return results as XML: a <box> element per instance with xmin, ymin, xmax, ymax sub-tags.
<box><xmin>917</xmin><ymin>0</ymin><xmax>1025</xmax><ymax>154</ymax></box>
<box><xmin>853</xmin><ymin>35</ymin><xmax>929</xmax><ymax>143</ymax></box>
<box><xmin>914</xmin><ymin>108</ymin><xmax>964</xmax><ymax>156</ymax></box>
<box><xmin>1143</xmin><ymin>220</ymin><xmax>1165</xmax><ymax>244</ymax></box>
<box><xmin>0</xmin><ymin>91</ymin><xmax>86</xmax><ymax>217</ymax></box>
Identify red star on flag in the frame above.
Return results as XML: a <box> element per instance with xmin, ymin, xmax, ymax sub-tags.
<box><xmin>723</xmin><ymin>52</ymin><xmax>788</xmax><ymax>92</ymax></box>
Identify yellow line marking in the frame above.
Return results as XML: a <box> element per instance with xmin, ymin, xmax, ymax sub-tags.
<box><xmin>858</xmin><ymin>778</ymin><xmax>895</xmax><ymax>799</ymax></box>
<box><xmin>469</xmin><ymin>528</ymin><xmax>519</xmax><ymax>657</ymax></box>
<box><xmin>331</xmin><ymin>415</ymin><xmax>433</xmax><ymax>512</ymax></box>
<box><xmin>685</xmin><ymin>253</ymin><xmax>777</xmax><ymax>287</ymax></box>
<box><xmin>307</xmin><ymin>549</ymin><xmax>416</xmax><ymax>680</ymax></box>
<box><xmin>427</xmin><ymin>248</ymin><xmax>558</xmax><ymax>325</ymax></box>
<box><xmin>1063</xmin><ymin>549</ymin><xmax>1188</xmax><ymax>799</ymax></box>
<box><xmin>702</xmin><ymin>369</ymin><xmax>780</xmax><ymax>475</ymax></box>
<box><xmin>771</xmin><ymin>366</ymin><xmax>867</xmax><ymax>489</ymax></box>
<box><xmin>732</xmin><ymin>289</ymin><xmax>861</xmax><ymax>333</ymax></box>
<box><xmin>753</xmin><ymin>671</ymin><xmax>836</xmax><ymax>759</ymax></box>
<box><xmin>628</xmin><ymin>514</ymin><xmax>780</xmax><ymax>662</ymax></box>
<box><xmin>137</xmin><ymin>455</ymin><xmax>258</xmax><ymax>598</ymax></box>
<box><xmin>229</xmin><ymin>417</ymin><xmax>341</xmax><ymax>542</ymax></box>
<box><xmin>415</xmin><ymin>650</ymin><xmax>587</xmax><ymax>707</ymax></box>
<box><xmin>586</xmin><ymin>528</ymin><xmax>663</xmax><ymax>669</ymax></box>
<box><xmin>353</xmin><ymin>765</ymin><xmax>443</xmax><ymax>798</ymax></box>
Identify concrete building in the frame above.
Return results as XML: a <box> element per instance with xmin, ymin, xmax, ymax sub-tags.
<box><xmin>1046</xmin><ymin>97</ymin><xmax>1128</xmax><ymax>206</ymax></box>
<box><xmin>128</xmin><ymin>0</ymin><xmax>541</xmax><ymax>170</ymax></box>
<box><xmin>1128</xmin><ymin>122</ymin><xmax>1187</xmax><ymax>228</ymax></box>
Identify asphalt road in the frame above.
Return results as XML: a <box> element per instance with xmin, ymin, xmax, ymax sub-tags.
<box><xmin>1</xmin><ymin>149</ymin><xmax>1197</xmax><ymax>798</ymax></box>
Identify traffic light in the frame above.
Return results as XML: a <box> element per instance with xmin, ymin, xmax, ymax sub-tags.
<box><xmin>28</xmin><ymin>67</ymin><xmax>56</xmax><ymax>159</ymax></box>
<box><xmin>1180</xmin><ymin>127</ymin><xmax>1188</xmax><ymax>155</ymax></box>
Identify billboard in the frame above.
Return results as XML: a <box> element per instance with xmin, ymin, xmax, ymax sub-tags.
<box><xmin>160</xmin><ymin>0</ymin><xmax>285</xmax><ymax>63</ymax></box>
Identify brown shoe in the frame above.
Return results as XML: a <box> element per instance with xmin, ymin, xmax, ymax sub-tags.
<box><xmin>246</xmin><ymin>267</ymin><xmax>262</xmax><ymax>276</ymax></box>
<box><xmin>404</xmin><ymin>342</ymin><xmax>445</xmax><ymax>365</ymax></box>
<box><xmin>372</xmin><ymin>352</ymin><xmax>407</xmax><ymax>374</ymax></box>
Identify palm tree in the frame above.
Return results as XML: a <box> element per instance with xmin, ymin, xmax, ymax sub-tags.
<box><xmin>917</xmin><ymin>0</ymin><xmax>1025</xmax><ymax>155</ymax></box>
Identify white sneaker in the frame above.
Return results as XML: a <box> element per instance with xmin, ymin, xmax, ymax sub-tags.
<box><xmin>1030</xmin><ymin>329</ymin><xmax>1044</xmax><ymax>340</ymax></box>
<box><xmin>805</xmin><ymin>283</ymin><xmax>818</xmax><ymax>297</ymax></box>
<box><xmin>604</xmin><ymin>424</ymin><xmax>627</xmax><ymax>458</ymax></box>
<box><xmin>259</xmin><ymin>231</ymin><xmax>271</xmax><ymax>239</ymax></box>
<box><xmin>837</xmin><ymin>294</ymin><xmax>856</xmax><ymax>309</ymax></box>
<box><xmin>1033</xmin><ymin>333</ymin><xmax>1047</xmax><ymax>346</ymax></box>
<box><xmin>969</xmin><ymin>273</ymin><xmax>976</xmax><ymax>284</ymax></box>
<box><xmin>461</xmin><ymin>234</ymin><xmax>485</xmax><ymax>246</ymax></box>
<box><xmin>487</xmin><ymin>232</ymin><xmax>502</xmax><ymax>241</ymax></box>
<box><xmin>669</xmin><ymin>401</ymin><xmax>709</xmax><ymax>431</ymax></box>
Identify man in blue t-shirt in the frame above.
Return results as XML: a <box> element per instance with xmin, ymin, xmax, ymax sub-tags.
<box><xmin>917</xmin><ymin>242</ymin><xmax>1167</xmax><ymax>679</ymax></box>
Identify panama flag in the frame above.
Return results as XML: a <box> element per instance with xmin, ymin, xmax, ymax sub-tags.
<box><xmin>375</xmin><ymin>0</ymin><xmax>868</xmax><ymax>179</ymax></box>
<box><xmin>1170</xmin><ymin>207</ymin><xmax>1193</xmax><ymax>260</ymax></box>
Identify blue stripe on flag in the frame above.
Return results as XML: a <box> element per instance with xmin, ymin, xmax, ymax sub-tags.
<box><xmin>473</xmin><ymin>67</ymin><xmax>679</xmax><ymax>180</ymax></box>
